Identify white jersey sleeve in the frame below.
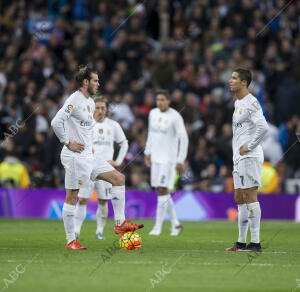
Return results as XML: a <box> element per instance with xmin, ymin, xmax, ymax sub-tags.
<box><xmin>144</xmin><ymin>111</ymin><xmax>153</xmax><ymax>156</ymax></box>
<box><xmin>51</xmin><ymin>95</ymin><xmax>78</xmax><ymax>144</ymax></box>
<box><xmin>232</xmin><ymin>94</ymin><xmax>268</xmax><ymax>163</ymax></box>
<box><xmin>175</xmin><ymin>113</ymin><xmax>189</xmax><ymax>164</ymax></box>
<box><xmin>113</xmin><ymin>121</ymin><xmax>128</xmax><ymax>165</ymax></box>
<box><xmin>51</xmin><ymin>91</ymin><xmax>95</xmax><ymax>157</ymax></box>
<box><xmin>247</xmin><ymin>100</ymin><xmax>269</xmax><ymax>151</ymax></box>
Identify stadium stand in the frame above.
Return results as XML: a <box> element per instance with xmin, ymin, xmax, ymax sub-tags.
<box><xmin>0</xmin><ymin>0</ymin><xmax>299</xmax><ymax>192</ymax></box>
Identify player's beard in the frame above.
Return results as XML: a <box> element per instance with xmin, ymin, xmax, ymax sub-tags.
<box><xmin>87</xmin><ymin>84</ymin><xmax>96</xmax><ymax>96</ymax></box>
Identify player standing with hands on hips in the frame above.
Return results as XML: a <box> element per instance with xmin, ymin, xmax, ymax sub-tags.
<box><xmin>74</xmin><ymin>95</ymin><xmax>128</xmax><ymax>240</ymax></box>
<box><xmin>51</xmin><ymin>65</ymin><xmax>143</xmax><ymax>250</ymax></box>
<box><xmin>145</xmin><ymin>90</ymin><xmax>188</xmax><ymax>236</ymax></box>
<box><xmin>226</xmin><ymin>69</ymin><xmax>268</xmax><ymax>252</ymax></box>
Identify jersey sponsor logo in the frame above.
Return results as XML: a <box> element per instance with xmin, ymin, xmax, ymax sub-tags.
<box><xmin>65</xmin><ymin>104</ymin><xmax>74</xmax><ymax>114</ymax></box>
<box><xmin>80</xmin><ymin>120</ymin><xmax>92</xmax><ymax>127</ymax></box>
<box><xmin>232</xmin><ymin>122</ymin><xmax>242</xmax><ymax>128</ymax></box>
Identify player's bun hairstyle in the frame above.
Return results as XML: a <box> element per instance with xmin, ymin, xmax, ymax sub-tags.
<box><xmin>75</xmin><ymin>65</ymin><xmax>97</xmax><ymax>87</ymax></box>
<box><xmin>156</xmin><ymin>89</ymin><xmax>171</xmax><ymax>100</ymax></box>
<box><xmin>234</xmin><ymin>68</ymin><xmax>252</xmax><ymax>87</ymax></box>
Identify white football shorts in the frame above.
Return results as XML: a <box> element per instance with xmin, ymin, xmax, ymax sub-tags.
<box><xmin>233</xmin><ymin>156</ymin><xmax>263</xmax><ymax>190</ymax></box>
<box><xmin>60</xmin><ymin>154</ymin><xmax>114</xmax><ymax>190</ymax></box>
<box><xmin>150</xmin><ymin>162</ymin><xmax>176</xmax><ymax>189</ymax></box>
<box><xmin>78</xmin><ymin>180</ymin><xmax>112</xmax><ymax>200</ymax></box>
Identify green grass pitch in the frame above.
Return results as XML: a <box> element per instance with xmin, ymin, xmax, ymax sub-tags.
<box><xmin>0</xmin><ymin>219</ymin><xmax>299</xmax><ymax>292</ymax></box>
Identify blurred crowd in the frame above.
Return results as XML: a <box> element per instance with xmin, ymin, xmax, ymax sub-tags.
<box><xmin>0</xmin><ymin>0</ymin><xmax>299</xmax><ymax>193</ymax></box>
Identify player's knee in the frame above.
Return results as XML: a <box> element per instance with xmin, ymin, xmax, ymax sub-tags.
<box><xmin>234</xmin><ymin>189</ymin><xmax>244</xmax><ymax>204</ymax></box>
<box><xmin>78</xmin><ymin>198</ymin><xmax>88</xmax><ymax>205</ymax></box>
<box><xmin>157</xmin><ymin>187</ymin><xmax>168</xmax><ymax>196</ymax></box>
<box><xmin>98</xmin><ymin>199</ymin><xmax>107</xmax><ymax>206</ymax></box>
<box><xmin>112</xmin><ymin>172</ymin><xmax>125</xmax><ymax>186</ymax></box>
<box><xmin>244</xmin><ymin>187</ymin><xmax>258</xmax><ymax>204</ymax></box>
<box><xmin>117</xmin><ymin>172</ymin><xmax>125</xmax><ymax>186</ymax></box>
<box><xmin>65</xmin><ymin>189</ymin><xmax>79</xmax><ymax>205</ymax></box>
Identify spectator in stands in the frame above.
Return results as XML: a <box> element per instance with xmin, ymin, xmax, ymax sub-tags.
<box><xmin>0</xmin><ymin>139</ymin><xmax>30</xmax><ymax>188</ymax></box>
<box><xmin>0</xmin><ymin>0</ymin><xmax>299</xmax><ymax>190</ymax></box>
<box><xmin>259</xmin><ymin>158</ymin><xmax>279</xmax><ymax>194</ymax></box>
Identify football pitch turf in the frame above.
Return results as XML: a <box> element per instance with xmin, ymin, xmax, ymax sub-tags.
<box><xmin>0</xmin><ymin>219</ymin><xmax>299</xmax><ymax>292</ymax></box>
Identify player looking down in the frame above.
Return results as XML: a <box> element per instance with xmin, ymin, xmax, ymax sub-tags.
<box><xmin>74</xmin><ymin>96</ymin><xmax>128</xmax><ymax>240</ymax></box>
<box><xmin>144</xmin><ymin>90</ymin><xmax>188</xmax><ymax>236</ymax></box>
<box><xmin>51</xmin><ymin>65</ymin><xmax>143</xmax><ymax>250</ymax></box>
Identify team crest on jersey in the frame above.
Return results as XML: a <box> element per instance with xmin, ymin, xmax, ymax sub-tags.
<box><xmin>99</xmin><ymin>128</ymin><xmax>103</xmax><ymax>134</ymax></box>
<box><xmin>78</xmin><ymin>180</ymin><xmax>82</xmax><ymax>186</ymax></box>
<box><xmin>87</xmin><ymin>105</ymin><xmax>90</xmax><ymax>113</ymax></box>
<box><xmin>107</xmin><ymin>130</ymin><xmax>111</xmax><ymax>135</ymax></box>
<box><xmin>239</xmin><ymin>108</ymin><xmax>242</xmax><ymax>115</ymax></box>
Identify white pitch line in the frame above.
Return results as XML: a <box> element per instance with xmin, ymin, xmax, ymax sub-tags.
<box><xmin>5</xmin><ymin>259</ymin><xmax>43</xmax><ymax>264</ymax></box>
<box><xmin>116</xmin><ymin>261</ymin><xmax>300</xmax><ymax>268</ymax></box>
<box><xmin>152</xmin><ymin>249</ymin><xmax>288</xmax><ymax>254</ymax></box>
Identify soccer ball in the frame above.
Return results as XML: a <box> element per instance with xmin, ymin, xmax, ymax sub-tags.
<box><xmin>119</xmin><ymin>232</ymin><xmax>142</xmax><ymax>250</ymax></box>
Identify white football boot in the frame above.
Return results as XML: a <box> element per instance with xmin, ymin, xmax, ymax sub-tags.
<box><xmin>170</xmin><ymin>225</ymin><xmax>183</xmax><ymax>236</ymax></box>
<box><xmin>149</xmin><ymin>227</ymin><xmax>161</xmax><ymax>236</ymax></box>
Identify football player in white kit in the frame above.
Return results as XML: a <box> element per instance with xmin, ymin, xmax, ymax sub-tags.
<box><xmin>51</xmin><ymin>65</ymin><xmax>143</xmax><ymax>250</ymax></box>
<box><xmin>74</xmin><ymin>96</ymin><xmax>128</xmax><ymax>240</ymax></box>
<box><xmin>144</xmin><ymin>90</ymin><xmax>188</xmax><ymax>236</ymax></box>
<box><xmin>226</xmin><ymin>69</ymin><xmax>268</xmax><ymax>252</ymax></box>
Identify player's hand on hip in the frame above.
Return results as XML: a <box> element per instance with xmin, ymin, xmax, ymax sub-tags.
<box><xmin>67</xmin><ymin>141</ymin><xmax>85</xmax><ymax>153</ymax></box>
<box><xmin>144</xmin><ymin>155</ymin><xmax>151</xmax><ymax>168</ymax></box>
<box><xmin>108</xmin><ymin>160</ymin><xmax>119</xmax><ymax>167</ymax></box>
<box><xmin>239</xmin><ymin>144</ymin><xmax>248</xmax><ymax>155</ymax></box>
<box><xmin>176</xmin><ymin>163</ymin><xmax>184</xmax><ymax>173</ymax></box>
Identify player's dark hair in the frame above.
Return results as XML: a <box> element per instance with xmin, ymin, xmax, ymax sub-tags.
<box><xmin>156</xmin><ymin>89</ymin><xmax>171</xmax><ymax>100</ymax></box>
<box><xmin>94</xmin><ymin>95</ymin><xmax>109</xmax><ymax>109</ymax></box>
<box><xmin>75</xmin><ymin>65</ymin><xmax>97</xmax><ymax>87</ymax></box>
<box><xmin>234</xmin><ymin>68</ymin><xmax>252</xmax><ymax>87</ymax></box>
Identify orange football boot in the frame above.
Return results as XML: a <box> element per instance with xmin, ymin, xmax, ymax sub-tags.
<box><xmin>114</xmin><ymin>220</ymin><xmax>144</xmax><ymax>234</ymax></box>
<box><xmin>65</xmin><ymin>240</ymin><xmax>87</xmax><ymax>250</ymax></box>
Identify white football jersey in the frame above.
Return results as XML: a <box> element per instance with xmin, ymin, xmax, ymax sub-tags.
<box><xmin>51</xmin><ymin>90</ymin><xmax>95</xmax><ymax>157</ymax></box>
<box><xmin>145</xmin><ymin>107</ymin><xmax>188</xmax><ymax>164</ymax></box>
<box><xmin>92</xmin><ymin>117</ymin><xmax>127</xmax><ymax>161</ymax></box>
<box><xmin>232</xmin><ymin>93</ymin><xmax>268</xmax><ymax>164</ymax></box>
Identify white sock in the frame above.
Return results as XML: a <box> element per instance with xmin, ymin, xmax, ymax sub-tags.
<box><xmin>247</xmin><ymin>202</ymin><xmax>261</xmax><ymax>243</ymax></box>
<box><xmin>237</xmin><ymin>204</ymin><xmax>249</xmax><ymax>243</ymax></box>
<box><xmin>166</xmin><ymin>194</ymin><xmax>180</xmax><ymax>229</ymax></box>
<box><xmin>62</xmin><ymin>203</ymin><xmax>76</xmax><ymax>244</ymax></box>
<box><xmin>153</xmin><ymin>195</ymin><xmax>169</xmax><ymax>231</ymax></box>
<box><xmin>74</xmin><ymin>204</ymin><xmax>86</xmax><ymax>235</ymax></box>
<box><xmin>96</xmin><ymin>203</ymin><xmax>108</xmax><ymax>234</ymax></box>
<box><xmin>111</xmin><ymin>185</ymin><xmax>125</xmax><ymax>226</ymax></box>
